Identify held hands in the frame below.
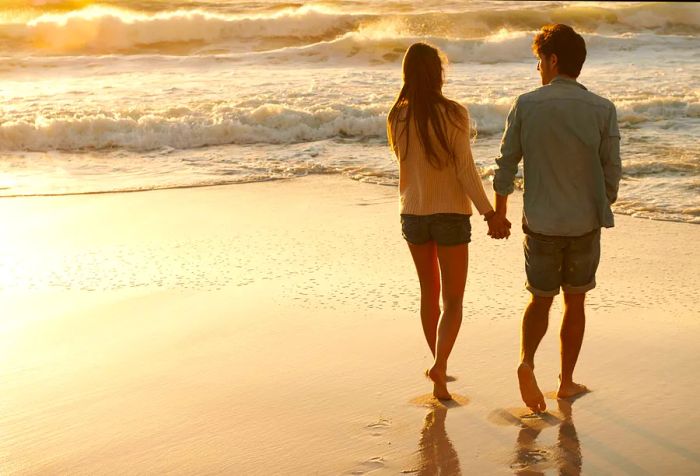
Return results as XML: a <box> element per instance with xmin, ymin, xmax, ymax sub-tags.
<box><xmin>486</xmin><ymin>211</ymin><xmax>511</xmax><ymax>239</ymax></box>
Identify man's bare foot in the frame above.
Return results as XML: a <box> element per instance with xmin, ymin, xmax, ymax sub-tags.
<box><xmin>427</xmin><ymin>365</ymin><xmax>452</xmax><ymax>400</ymax></box>
<box><xmin>517</xmin><ymin>363</ymin><xmax>546</xmax><ymax>413</ymax></box>
<box><xmin>557</xmin><ymin>380</ymin><xmax>589</xmax><ymax>399</ymax></box>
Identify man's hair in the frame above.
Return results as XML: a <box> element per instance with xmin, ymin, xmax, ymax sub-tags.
<box><xmin>532</xmin><ymin>24</ymin><xmax>586</xmax><ymax>78</ymax></box>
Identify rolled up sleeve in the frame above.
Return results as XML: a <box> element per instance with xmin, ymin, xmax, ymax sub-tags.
<box><xmin>493</xmin><ymin>98</ymin><xmax>523</xmax><ymax>196</ymax></box>
<box><xmin>600</xmin><ymin>104</ymin><xmax>622</xmax><ymax>204</ymax></box>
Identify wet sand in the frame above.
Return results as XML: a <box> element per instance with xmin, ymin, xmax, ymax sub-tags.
<box><xmin>1</xmin><ymin>176</ymin><xmax>699</xmax><ymax>474</ymax></box>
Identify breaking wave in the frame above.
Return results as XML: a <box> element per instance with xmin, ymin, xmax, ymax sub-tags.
<box><xmin>2</xmin><ymin>96</ymin><xmax>696</xmax><ymax>152</ymax></box>
<box><xmin>0</xmin><ymin>2</ymin><xmax>698</xmax><ymax>55</ymax></box>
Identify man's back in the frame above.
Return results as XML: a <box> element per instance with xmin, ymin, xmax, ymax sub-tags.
<box><xmin>494</xmin><ymin>76</ymin><xmax>621</xmax><ymax>236</ymax></box>
<box><xmin>496</xmin><ymin>23</ymin><xmax>622</xmax><ymax>414</ymax></box>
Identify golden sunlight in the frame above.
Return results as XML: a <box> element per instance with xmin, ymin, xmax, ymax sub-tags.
<box><xmin>26</xmin><ymin>5</ymin><xmax>139</xmax><ymax>52</ymax></box>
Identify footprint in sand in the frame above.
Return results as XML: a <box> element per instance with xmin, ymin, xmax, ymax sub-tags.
<box><xmin>345</xmin><ymin>421</ymin><xmax>391</xmax><ymax>474</ymax></box>
<box><xmin>365</xmin><ymin>417</ymin><xmax>391</xmax><ymax>437</ymax></box>
<box><xmin>344</xmin><ymin>456</ymin><xmax>385</xmax><ymax>475</ymax></box>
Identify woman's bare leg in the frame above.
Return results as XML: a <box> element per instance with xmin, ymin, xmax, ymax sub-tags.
<box><xmin>428</xmin><ymin>244</ymin><xmax>468</xmax><ymax>400</ymax></box>
<box><xmin>407</xmin><ymin>241</ymin><xmax>441</xmax><ymax>357</ymax></box>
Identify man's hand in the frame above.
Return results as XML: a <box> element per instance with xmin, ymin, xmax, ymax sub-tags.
<box><xmin>487</xmin><ymin>213</ymin><xmax>511</xmax><ymax>239</ymax></box>
<box><xmin>488</xmin><ymin>193</ymin><xmax>512</xmax><ymax>239</ymax></box>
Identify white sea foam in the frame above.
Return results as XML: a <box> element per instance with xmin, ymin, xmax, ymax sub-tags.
<box><xmin>617</xmin><ymin>98</ymin><xmax>700</xmax><ymax>125</ymax></box>
<box><xmin>1</xmin><ymin>95</ymin><xmax>697</xmax><ymax>152</ymax></box>
<box><xmin>0</xmin><ymin>104</ymin><xmax>386</xmax><ymax>151</ymax></box>
<box><xmin>16</xmin><ymin>87</ymin><xmax>700</xmax><ymax>153</ymax></box>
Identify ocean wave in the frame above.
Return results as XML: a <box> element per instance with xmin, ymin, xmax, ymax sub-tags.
<box><xmin>622</xmin><ymin>155</ymin><xmax>700</xmax><ymax>177</ymax></box>
<box><xmin>0</xmin><ymin>98</ymin><xmax>516</xmax><ymax>152</ymax></box>
<box><xmin>2</xmin><ymin>30</ymin><xmax>695</xmax><ymax>74</ymax></box>
<box><xmin>2</xmin><ymin>95</ymin><xmax>697</xmax><ymax>152</ymax></box>
<box><xmin>255</xmin><ymin>29</ymin><xmax>700</xmax><ymax>67</ymax></box>
<box><xmin>0</xmin><ymin>103</ymin><xmax>387</xmax><ymax>151</ymax></box>
<box><xmin>1</xmin><ymin>2</ymin><xmax>698</xmax><ymax>55</ymax></box>
<box><xmin>258</xmin><ymin>30</ymin><xmax>537</xmax><ymax>65</ymax></box>
<box><xmin>617</xmin><ymin>98</ymin><xmax>700</xmax><ymax>125</ymax></box>
<box><xmin>0</xmin><ymin>5</ymin><xmax>366</xmax><ymax>54</ymax></box>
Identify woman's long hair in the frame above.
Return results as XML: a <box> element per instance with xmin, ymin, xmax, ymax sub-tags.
<box><xmin>387</xmin><ymin>43</ymin><xmax>468</xmax><ymax>169</ymax></box>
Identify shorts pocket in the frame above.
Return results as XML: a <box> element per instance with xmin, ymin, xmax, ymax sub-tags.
<box><xmin>431</xmin><ymin>215</ymin><xmax>471</xmax><ymax>245</ymax></box>
<box><xmin>401</xmin><ymin>215</ymin><xmax>430</xmax><ymax>244</ymax></box>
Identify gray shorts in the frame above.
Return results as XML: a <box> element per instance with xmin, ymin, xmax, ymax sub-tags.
<box><xmin>401</xmin><ymin>213</ymin><xmax>471</xmax><ymax>246</ymax></box>
<box><xmin>523</xmin><ymin>226</ymin><xmax>601</xmax><ymax>297</ymax></box>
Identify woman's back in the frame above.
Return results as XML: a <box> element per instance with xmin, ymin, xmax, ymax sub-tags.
<box><xmin>389</xmin><ymin>103</ymin><xmax>491</xmax><ymax>216</ymax></box>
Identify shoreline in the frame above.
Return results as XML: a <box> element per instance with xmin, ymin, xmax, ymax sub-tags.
<box><xmin>1</xmin><ymin>173</ymin><xmax>697</xmax><ymax>227</ymax></box>
<box><xmin>2</xmin><ymin>175</ymin><xmax>699</xmax><ymax>474</ymax></box>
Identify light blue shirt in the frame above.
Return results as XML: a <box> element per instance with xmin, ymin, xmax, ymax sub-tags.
<box><xmin>493</xmin><ymin>76</ymin><xmax>622</xmax><ymax>236</ymax></box>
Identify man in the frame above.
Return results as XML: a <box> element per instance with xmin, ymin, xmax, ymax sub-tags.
<box><xmin>492</xmin><ymin>24</ymin><xmax>622</xmax><ymax>413</ymax></box>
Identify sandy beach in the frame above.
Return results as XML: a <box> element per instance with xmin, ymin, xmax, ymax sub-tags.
<box><xmin>1</xmin><ymin>175</ymin><xmax>699</xmax><ymax>474</ymax></box>
<box><xmin>3</xmin><ymin>0</ymin><xmax>699</xmax><ymax>474</ymax></box>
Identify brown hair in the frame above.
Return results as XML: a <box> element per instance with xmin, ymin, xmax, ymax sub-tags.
<box><xmin>387</xmin><ymin>43</ymin><xmax>466</xmax><ymax>169</ymax></box>
<box><xmin>532</xmin><ymin>24</ymin><xmax>586</xmax><ymax>78</ymax></box>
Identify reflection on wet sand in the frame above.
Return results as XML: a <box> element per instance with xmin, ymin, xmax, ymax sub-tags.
<box><xmin>511</xmin><ymin>399</ymin><xmax>581</xmax><ymax>475</ymax></box>
<box><xmin>415</xmin><ymin>404</ymin><xmax>461</xmax><ymax>475</ymax></box>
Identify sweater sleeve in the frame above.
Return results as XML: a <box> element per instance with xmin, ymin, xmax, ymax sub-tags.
<box><xmin>452</xmin><ymin>106</ymin><xmax>494</xmax><ymax>216</ymax></box>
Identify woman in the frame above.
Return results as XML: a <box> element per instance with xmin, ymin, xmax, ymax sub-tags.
<box><xmin>387</xmin><ymin>43</ymin><xmax>510</xmax><ymax>400</ymax></box>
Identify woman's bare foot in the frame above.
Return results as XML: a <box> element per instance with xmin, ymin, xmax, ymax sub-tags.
<box><xmin>517</xmin><ymin>363</ymin><xmax>546</xmax><ymax>413</ymax></box>
<box><xmin>427</xmin><ymin>365</ymin><xmax>452</xmax><ymax>400</ymax></box>
<box><xmin>424</xmin><ymin>369</ymin><xmax>456</xmax><ymax>382</ymax></box>
<box><xmin>557</xmin><ymin>380</ymin><xmax>589</xmax><ymax>399</ymax></box>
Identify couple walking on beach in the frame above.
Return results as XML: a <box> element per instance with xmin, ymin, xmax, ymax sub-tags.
<box><xmin>387</xmin><ymin>24</ymin><xmax>621</xmax><ymax>413</ymax></box>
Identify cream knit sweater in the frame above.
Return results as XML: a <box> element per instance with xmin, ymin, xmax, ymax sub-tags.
<box><xmin>389</xmin><ymin>103</ymin><xmax>493</xmax><ymax>216</ymax></box>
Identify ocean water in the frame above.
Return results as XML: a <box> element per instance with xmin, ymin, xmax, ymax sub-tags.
<box><xmin>0</xmin><ymin>0</ymin><xmax>698</xmax><ymax>223</ymax></box>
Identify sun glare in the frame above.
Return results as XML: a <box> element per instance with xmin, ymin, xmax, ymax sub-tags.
<box><xmin>28</xmin><ymin>0</ymin><xmax>94</xmax><ymax>9</ymax></box>
<box><xmin>24</xmin><ymin>5</ymin><xmax>149</xmax><ymax>52</ymax></box>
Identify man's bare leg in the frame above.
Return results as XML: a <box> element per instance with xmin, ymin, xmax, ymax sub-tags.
<box><xmin>558</xmin><ymin>293</ymin><xmax>589</xmax><ymax>399</ymax></box>
<box><xmin>518</xmin><ymin>295</ymin><xmax>553</xmax><ymax>412</ymax></box>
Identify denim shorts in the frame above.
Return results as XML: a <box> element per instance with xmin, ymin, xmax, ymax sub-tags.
<box><xmin>523</xmin><ymin>226</ymin><xmax>601</xmax><ymax>297</ymax></box>
<box><xmin>401</xmin><ymin>213</ymin><xmax>471</xmax><ymax>246</ymax></box>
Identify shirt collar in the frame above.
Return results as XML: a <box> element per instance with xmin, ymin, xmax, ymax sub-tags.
<box><xmin>550</xmin><ymin>75</ymin><xmax>587</xmax><ymax>90</ymax></box>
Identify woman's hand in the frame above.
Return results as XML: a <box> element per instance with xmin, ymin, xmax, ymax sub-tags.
<box><xmin>486</xmin><ymin>212</ymin><xmax>512</xmax><ymax>239</ymax></box>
